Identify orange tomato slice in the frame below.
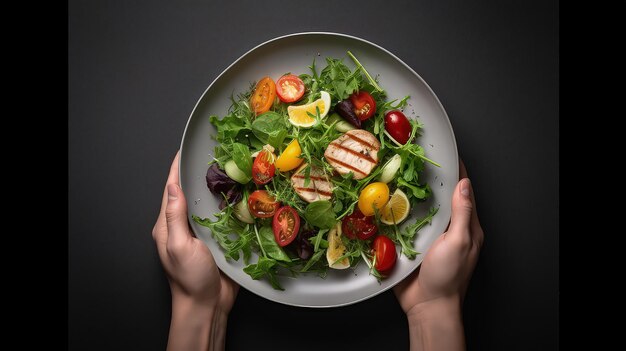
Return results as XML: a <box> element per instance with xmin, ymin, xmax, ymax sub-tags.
<box><xmin>250</xmin><ymin>76</ymin><xmax>276</xmax><ymax>116</ymax></box>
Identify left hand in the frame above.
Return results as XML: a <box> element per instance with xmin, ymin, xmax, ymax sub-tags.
<box><xmin>152</xmin><ymin>151</ymin><xmax>239</xmax><ymax>312</ymax></box>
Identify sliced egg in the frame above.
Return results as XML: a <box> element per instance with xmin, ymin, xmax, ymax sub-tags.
<box><xmin>326</xmin><ymin>222</ymin><xmax>350</xmax><ymax>269</ymax></box>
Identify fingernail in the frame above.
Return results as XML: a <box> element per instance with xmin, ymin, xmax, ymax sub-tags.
<box><xmin>460</xmin><ymin>178</ymin><xmax>471</xmax><ymax>197</ymax></box>
<box><xmin>167</xmin><ymin>184</ymin><xmax>178</xmax><ymax>201</ymax></box>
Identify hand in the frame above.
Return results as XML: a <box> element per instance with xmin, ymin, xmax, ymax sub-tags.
<box><xmin>393</xmin><ymin>161</ymin><xmax>483</xmax><ymax>350</ymax></box>
<box><xmin>152</xmin><ymin>152</ymin><xmax>239</xmax><ymax>351</ymax></box>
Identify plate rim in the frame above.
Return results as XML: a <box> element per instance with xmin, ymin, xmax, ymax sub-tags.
<box><xmin>178</xmin><ymin>32</ymin><xmax>458</xmax><ymax>307</ymax></box>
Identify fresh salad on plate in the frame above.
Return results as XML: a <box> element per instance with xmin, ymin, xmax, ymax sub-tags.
<box><xmin>193</xmin><ymin>51</ymin><xmax>439</xmax><ymax>290</ymax></box>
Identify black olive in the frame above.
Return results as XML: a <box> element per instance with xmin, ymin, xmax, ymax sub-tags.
<box><xmin>335</xmin><ymin>100</ymin><xmax>361</xmax><ymax>128</ymax></box>
<box><xmin>295</xmin><ymin>228</ymin><xmax>316</xmax><ymax>260</ymax></box>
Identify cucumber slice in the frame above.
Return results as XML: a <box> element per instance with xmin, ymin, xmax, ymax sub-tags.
<box><xmin>326</xmin><ymin>113</ymin><xmax>355</xmax><ymax>132</ymax></box>
<box><xmin>378</xmin><ymin>154</ymin><xmax>402</xmax><ymax>184</ymax></box>
<box><xmin>234</xmin><ymin>195</ymin><xmax>254</xmax><ymax>224</ymax></box>
<box><xmin>224</xmin><ymin>159</ymin><xmax>251</xmax><ymax>184</ymax></box>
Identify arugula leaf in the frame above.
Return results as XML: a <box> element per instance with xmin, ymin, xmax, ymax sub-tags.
<box><xmin>231</xmin><ymin>143</ymin><xmax>252</xmax><ymax>179</ymax></box>
<box><xmin>243</xmin><ymin>256</ymin><xmax>284</xmax><ymax>290</ymax></box>
<box><xmin>257</xmin><ymin>226</ymin><xmax>291</xmax><ymax>262</ymax></box>
<box><xmin>403</xmin><ymin>158</ymin><xmax>416</xmax><ymax>182</ymax></box>
<box><xmin>405</xmin><ymin>207</ymin><xmax>438</xmax><ymax>235</ymax></box>
<box><xmin>398</xmin><ymin>178</ymin><xmax>430</xmax><ymax>200</ymax></box>
<box><xmin>311</xmin><ymin>228</ymin><xmax>329</xmax><ymax>252</ymax></box>
<box><xmin>347</xmin><ymin>51</ymin><xmax>383</xmax><ymax>93</ymax></box>
<box><xmin>332</xmin><ymin>200</ymin><xmax>343</xmax><ymax>214</ymax></box>
<box><xmin>251</xmin><ymin>111</ymin><xmax>288</xmax><ymax>149</ymax></box>
<box><xmin>266</xmin><ymin>172</ymin><xmax>307</xmax><ymax>214</ymax></box>
<box><xmin>303</xmin><ymin>201</ymin><xmax>337</xmax><ymax>229</ymax></box>
<box><xmin>392</xmin><ymin>225</ymin><xmax>419</xmax><ymax>259</ymax></box>
<box><xmin>393</xmin><ymin>207</ymin><xmax>439</xmax><ymax>259</ymax></box>
<box><xmin>192</xmin><ymin>210</ymin><xmax>255</xmax><ymax>264</ymax></box>
<box><xmin>318</xmin><ymin>57</ymin><xmax>364</xmax><ymax>100</ymax></box>
<box><xmin>300</xmin><ymin>249</ymin><xmax>325</xmax><ymax>272</ymax></box>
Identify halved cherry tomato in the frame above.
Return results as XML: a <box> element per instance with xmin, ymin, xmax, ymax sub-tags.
<box><xmin>384</xmin><ymin>110</ymin><xmax>412</xmax><ymax>145</ymax></box>
<box><xmin>250</xmin><ymin>77</ymin><xmax>277</xmax><ymax>116</ymax></box>
<box><xmin>252</xmin><ymin>147</ymin><xmax>276</xmax><ymax>185</ymax></box>
<box><xmin>342</xmin><ymin>209</ymin><xmax>378</xmax><ymax>240</ymax></box>
<box><xmin>272</xmin><ymin>206</ymin><xmax>300</xmax><ymax>247</ymax></box>
<box><xmin>248</xmin><ymin>190</ymin><xmax>279</xmax><ymax>218</ymax></box>
<box><xmin>372</xmin><ymin>235</ymin><xmax>397</xmax><ymax>272</ymax></box>
<box><xmin>276</xmin><ymin>75</ymin><xmax>305</xmax><ymax>103</ymax></box>
<box><xmin>350</xmin><ymin>91</ymin><xmax>376</xmax><ymax>121</ymax></box>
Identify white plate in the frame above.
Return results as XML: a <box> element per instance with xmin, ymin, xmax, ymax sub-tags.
<box><xmin>179</xmin><ymin>32</ymin><xmax>458</xmax><ymax>307</ymax></box>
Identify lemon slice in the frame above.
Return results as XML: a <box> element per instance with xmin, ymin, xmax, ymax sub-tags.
<box><xmin>380</xmin><ymin>188</ymin><xmax>411</xmax><ymax>225</ymax></box>
<box><xmin>326</xmin><ymin>222</ymin><xmax>350</xmax><ymax>269</ymax></box>
<box><xmin>287</xmin><ymin>91</ymin><xmax>331</xmax><ymax>127</ymax></box>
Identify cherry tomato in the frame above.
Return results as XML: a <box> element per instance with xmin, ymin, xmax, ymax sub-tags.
<box><xmin>250</xmin><ymin>77</ymin><xmax>277</xmax><ymax>116</ymax></box>
<box><xmin>276</xmin><ymin>75</ymin><xmax>305</xmax><ymax>103</ymax></box>
<box><xmin>350</xmin><ymin>91</ymin><xmax>376</xmax><ymax>121</ymax></box>
<box><xmin>372</xmin><ymin>235</ymin><xmax>397</xmax><ymax>272</ymax></box>
<box><xmin>342</xmin><ymin>209</ymin><xmax>378</xmax><ymax>240</ymax></box>
<box><xmin>358</xmin><ymin>182</ymin><xmax>390</xmax><ymax>217</ymax></box>
<box><xmin>275</xmin><ymin>139</ymin><xmax>304</xmax><ymax>172</ymax></box>
<box><xmin>248</xmin><ymin>190</ymin><xmax>279</xmax><ymax>218</ymax></box>
<box><xmin>384</xmin><ymin>110</ymin><xmax>412</xmax><ymax>145</ymax></box>
<box><xmin>252</xmin><ymin>148</ymin><xmax>276</xmax><ymax>185</ymax></box>
<box><xmin>272</xmin><ymin>206</ymin><xmax>301</xmax><ymax>247</ymax></box>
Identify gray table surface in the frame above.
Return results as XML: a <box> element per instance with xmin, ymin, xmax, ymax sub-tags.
<box><xmin>69</xmin><ymin>1</ymin><xmax>559</xmax><ymax>349</ymax></box>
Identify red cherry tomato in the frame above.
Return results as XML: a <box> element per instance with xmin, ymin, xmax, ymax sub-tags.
<box><xmin>342</xmin><ymin>209</ymin><xmax>378</xmax><ymax>240</ymax></box>
<box><xmin>350</xmin><ymin>91</ymin><xmax>376</xmax><ymax>121</ymax></box>
<box><xmin>252</xmin><ymin>148</ymin><xmax>276</xmax><ymax>185</ymax></box>
<box><xmin>272</xmin><ymin>206</ymin><xmax>301</xmax><ymax>247</ymax></box>
<box><xmin>372</xmin><ymin>235</ymin><xmax>397</xmax><ymax>272</ymax></box>
<box><xmin>276</xmin><ymin>75</ymin><xmax>305</xmax><ymax>103</ymax></box>
<box><xmin>384</xmin><ymin>110</ymin><xmax>412</xmax><ymax>145</ymax></box>
<box><xmin>248</xmin><ymin>190</ymin><xmax>279</xmax><ymax>218</ymax></box>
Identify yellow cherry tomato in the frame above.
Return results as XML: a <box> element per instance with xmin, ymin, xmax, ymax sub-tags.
<box><xmin>358</xmin><ymin>182</ymin><xmax>390</xmax><ymax>216</ymax></box>
<box><xmin>275</xmin><ymin>139</ymin><xmax>304</xmax><ymax>172</ymax></box>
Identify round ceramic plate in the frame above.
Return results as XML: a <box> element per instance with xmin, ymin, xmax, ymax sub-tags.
<box><xmin>180</xmin><ymin>32</ymin><xmax>458</xmax><ymax>308</ymax></box>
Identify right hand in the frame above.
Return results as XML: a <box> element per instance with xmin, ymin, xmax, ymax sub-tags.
<box><xmin>394</xmin><ymin>161</ymin><xmax>483</xmax><ymax>316</ymax></box>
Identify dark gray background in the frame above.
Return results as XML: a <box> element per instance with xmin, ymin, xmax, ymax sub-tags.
<box><xmin>69</xmin><ymin>0</ymin><xmax>558</xmax><ymax>350</ymax></box>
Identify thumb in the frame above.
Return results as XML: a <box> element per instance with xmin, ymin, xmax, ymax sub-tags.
<box><xmin>447</xmin><ymin>178</ymin><xmax>473</xmax><ymax>237</ymax></box>
<box><xmin>165</xmin><ymin>183</ymin><xmax>191</xmax><ymax>238</ymax></box>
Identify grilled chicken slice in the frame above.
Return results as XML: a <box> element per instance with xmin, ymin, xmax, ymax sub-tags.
<box><xmin>324</xmin><ymin>130</ymin><xmax>381</xmax><ymax>180</ymax></box>
<box><xmin>291</xmin><ymin>164</ymin><xmax>334</xmax><ymax>203</ymax></box>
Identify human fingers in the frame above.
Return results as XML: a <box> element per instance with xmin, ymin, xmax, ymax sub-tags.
<box><xmin>446</xmin><ymin>178</ymin><xmax>474</xmax><ymax>243</ymax></box>
<box><xmin>153</xmin><ymin>152</ymin><xmax>181</xmax><ymax>252</ymax></box>
<box><xmin>159</xmin><ymin>152</ymin><xmax>181</xmax><ymax>220</ymax></box>
<box><xmin>459</xmin><ymin>159</ymin><xmax>468</xmax><ymax>179</ymax></box>
<box><xmin>442</xmin><ymin>158</ymin><xmax>470</xmax><ymax>233</ymax></box>
<box><xmin>459</xmin><ymin>160</ymin><xmax>483</xmax><ymax>245</ymax></box>
<box><xmin>165</xmin><ymin>183</ymin><xmax>193</xmax><ymax>253</ymax></box>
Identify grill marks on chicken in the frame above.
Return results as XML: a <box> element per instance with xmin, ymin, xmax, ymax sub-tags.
<box><xmin>291</xmin><ymin>164</ymin><xmax>334</xmax><ymax>203</ymax></box>
<box><xmin>324</xmin><ymin>130</ymin><xmax>381</xmax><ymax>180</ymax></box>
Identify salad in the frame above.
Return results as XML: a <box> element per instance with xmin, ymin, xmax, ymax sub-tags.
<box><xmin>193</xmin><ymin>51</ymin><xmax>439</xmax><ymax>290</ymax></box>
